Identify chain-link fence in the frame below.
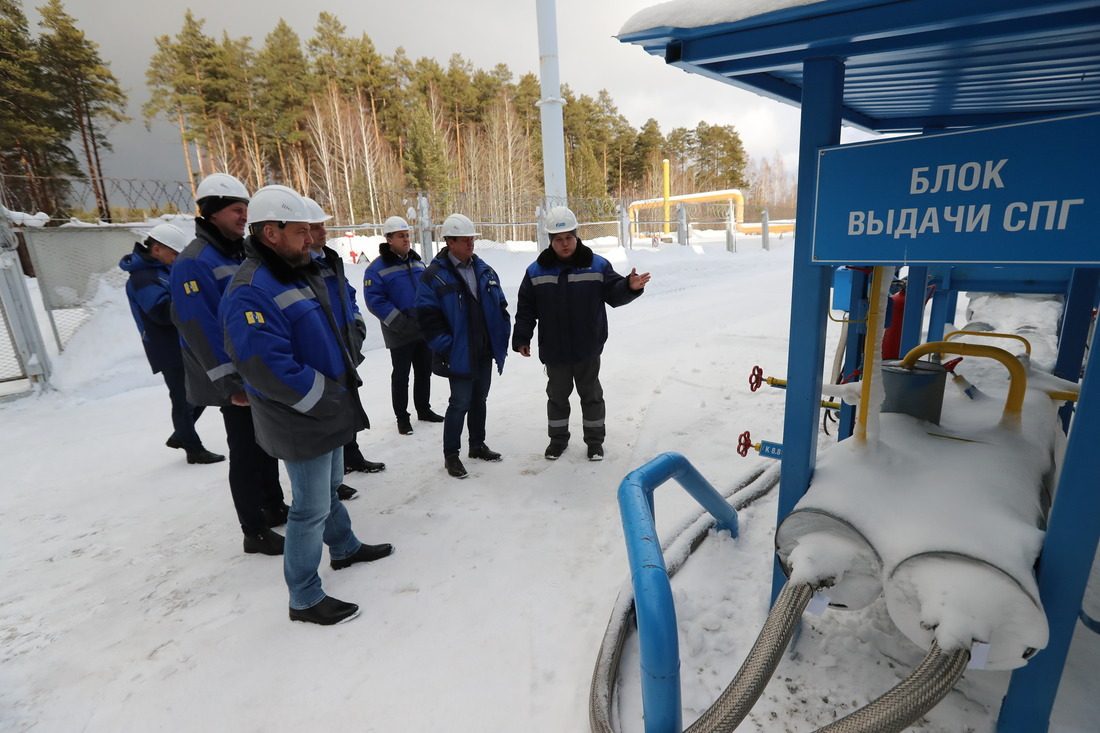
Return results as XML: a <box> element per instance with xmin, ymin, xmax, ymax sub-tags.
<box><xmin>0</xmin><ymin>300</ymin><xmax>25</xmax><ymax>384</ymax></box>
<box><xmin>21</xmin><ymin>226</ymin><xmax>141</xmax><ymax>351</ymax></box>
<box><xmin>1</xmin><ymin>174</ymin><xmax>193</xmax><ymax>223</ymax></box>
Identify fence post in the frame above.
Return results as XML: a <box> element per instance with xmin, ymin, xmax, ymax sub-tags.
<box><xmin>618</xmin><ymin>203</ymin><xmax>632</xmax><ymax>249</ymax></box>
<box><xmin>676</xmin><ymin>203</ymin><xmax>688</xmax><ymax>246</ymax></box>
<box><xmin>0</xmin><ymin>217</ymin><xmax>51</xmax><ymax>386</ymax></box>
<box><xmin>726</xmin><ymin>201</ymin><xmax>737</xmax><ymax>253</ymax></box>
<box><xmin>416</xmin><ymin>193</ymin><xmax>434</xmax><ymax>257</ymax></box>
<box><xmin>761</xmin><ymin>208</ymin><xmax>770</xmax><ymax>251</ymax></box>
<box><xmin>535</xmin><ymin>204</ymin><xmax>548</xmax><ymax>252</ymax></box>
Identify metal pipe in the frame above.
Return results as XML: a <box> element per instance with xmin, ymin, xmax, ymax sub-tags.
<box><xmin>617</xmin><ymin>452</ymin><xmax>739</xmax><ymax>732</ymax></box>
<box><xmin>944</xmin><ymin>329</ymin><xmax>1032</xmax><ymax>355</ymax></box>
<box><xmin>536</xmin><ymin>0</ymin><xmax>567</xmax><ymax>207</ymax></box>
<box><xmin>815</xmin><ymin>640</ymin><xmax>970</xmax><ymax>733</ymax></box>
<box><xmin>856</xmin><ymin>266</ymin><xmax>889</xmax><ymax>442</ymax></box>
<box><xmin>683</xmin><ymin>583</ymin><xmax>815</xmax><ymax>732</ymax></box>
<box><xmin>901</xmin><ymin>341</ymin><xmax>1027</xmax><ymax>425</ymax></box>
<box><xmin>627</xmin><ymin>190</ymin><xmax>796</xmax><ymax>235</ymax></box>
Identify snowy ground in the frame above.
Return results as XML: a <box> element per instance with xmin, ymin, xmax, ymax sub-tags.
<box><xmin>1</xmin><ymin>230</ymin><xmax>1097</xmax><ymax>731</ymax></box>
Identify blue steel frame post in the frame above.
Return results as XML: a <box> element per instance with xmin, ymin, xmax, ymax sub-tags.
<box><xmin>1053</xmin><ymin>269</ymin><xmax>1099</xmax><ymax>430</ymax></box>
<box><xmin>1053</xmin><ymin>269</ymin><xmax>1097</xmax><ymax>381</ymax></box>
<box><xmin>900</xmin><ymin>266</ymin><xmax>929</xmax><ymax>356</ymax></box>
<box><xmin>773</xmin><ymin>57</ymin><xmax>845</xmax><ymax>604</ymax></box>
<box><xmin>838</xmin><ymin>268</ymin><xmax>870</xmax><ymax>441</ymax></box>
<box><xmin>997</xmin><ymin>325</ymin><xmax>1100</xmax><ymax>732</ymax></box>
<box><xmin>926</xmin><ymin>288</ymin><xmax>958</xmax><ymax>343</ymax></box>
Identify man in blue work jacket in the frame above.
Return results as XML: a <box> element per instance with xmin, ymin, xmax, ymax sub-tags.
<box><xmin>512</xmin><ymin>206</ymin><xmax>650</xmax><ymax>461</ymax></box>
<box><xmin>364</xmin><ymin>215</ymin><xmax>444</xmax><ymax>436</ymax></box>
<box><xmin>120</xmin><ymin>222</ymin><xmax>223</xmax><ymax>465</ymax></box>
<box><xmin>415</xmin><ymin>213</ymin><xmax>511</xmax><ymax>479</ymax></box>
<box><xmin>170</xmin><ymin>173</ymin><xmax>288</xmax><ymax>556</ymax></box>
<box><xmin>222</xmin><ymin>186</ymin><xmax>393</xmax><ymax>626</ymax></box>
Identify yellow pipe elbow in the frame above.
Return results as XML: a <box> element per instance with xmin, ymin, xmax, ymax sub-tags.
<box><xmin>901</xmin><ymin>342</ymin><xmax>1027</xmax><ymax>425</ymax></box>
<box><xmin>944</xmin><ymin>330</ymin><xmax>1032</xmax><ymax>356</ymax></box>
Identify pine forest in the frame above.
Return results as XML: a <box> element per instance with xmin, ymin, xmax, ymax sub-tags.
<box><xmin>0</xmin><ymin>2</ymin><xmax>797</xmax><ymax>225</ymax></box>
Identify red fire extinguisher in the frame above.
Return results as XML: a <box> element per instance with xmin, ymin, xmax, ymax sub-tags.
<box><xmin>881</xmin><ymin>286</ymin><xmax>906</xmax><ymax>359</ymax></box>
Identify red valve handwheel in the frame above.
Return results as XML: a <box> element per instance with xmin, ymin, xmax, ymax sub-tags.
<box><xmin>737</xmin><ymin>430</ymin><xmax>752</xmax><ymax>457</ymax></box>
<box><xmin>749</xmin><ymin>365</ymin><xmax>764</xmax><ymax>392</ymax></box>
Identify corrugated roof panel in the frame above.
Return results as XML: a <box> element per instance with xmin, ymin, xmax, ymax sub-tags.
<box><xmin>619</xmin><ymin>0</ymin><xmax>1100</xmax><ymax>132</ymax></box>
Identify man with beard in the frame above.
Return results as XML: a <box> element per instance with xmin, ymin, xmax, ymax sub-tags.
<box><xmin>222</xmin><ymin>186</ymin><xmax>394</xmax><ymax>625</ymax></box>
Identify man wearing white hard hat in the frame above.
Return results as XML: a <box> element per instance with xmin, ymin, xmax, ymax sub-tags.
<box><xmin>221</xmin><ymin>185</ymin><xmax>394</xmax><ymax>626</ymax></box>
<box><xmin>364</xmin><ymin>215</ymin><xmax>444</xmax><ymax>436</ymax></box>
<box><xmin>415</xmin><ymin>213</ymin><xmax>511</xmax><ymax>479</ymax></box>
<box><xmin>171</xmin><ymin>173</ymin><xmax>289</xmax><ymax>557</ymax></box>
<box><xmin>512</xmin><ymin>206</ymin><xmax>650</xmax><ymax>461</ymax></box>
<box><xmin>119</xmin><ymin>223</ymin><xmax>223</xmax><ymax>465</ymax></box>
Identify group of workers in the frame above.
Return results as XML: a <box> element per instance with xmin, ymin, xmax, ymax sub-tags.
<box><xmin>120</xmin><ymin>172</ymin><xmax>649</xmax><ymax>625</ymax></box>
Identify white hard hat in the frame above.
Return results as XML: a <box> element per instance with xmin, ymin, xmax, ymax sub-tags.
<box><xmin>195</xmin><ymin>173</ymin><xmax>250</xmax><ymax>204</ymax></box>
<box><xmin>303</xmin><ymin>197</ymin><xmax>332</xmax><ymax>223</ymax></box>
<box><xmin>247</xmin><ymin>185</ymin><xmax>312</xmax><ymax>225</ymax></box>
<box><xmin>147</xmin><ymin>222</ymin><xmax>190</xmax><ymax>252</ymax></box>
<box><xmin>383</xmin><ymin>216</ymin><xmax>410</xmax><ymax>235</ymax></box>
<box><xmin>544</xmin><ymin>206</ymin><xmax>579</xmax><ymax>234</ymax></box>
<box><xmin>441</xmin><ymin>213</ymin><xmax>480</xmax><ymax>238</ymax></box>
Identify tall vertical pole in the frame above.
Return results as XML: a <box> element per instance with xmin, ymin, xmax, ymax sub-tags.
<box><xmin>536</xmin><ymin>0</ymin><xmax>567</xmax><ymax>216</ymax></box>
<box><xmin>772</xmin><ymin>57</ymin><xmax>845</xmax><ymax>603</ymax></box>
<box><xmin>662</xmin><ymin>159</ymin><xmax>671</xmax><ymax>235</ymax></box>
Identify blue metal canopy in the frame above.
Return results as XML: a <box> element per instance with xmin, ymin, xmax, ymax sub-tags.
<box><xmin>618</xmin><ymin>0</ymin><xmax>1100</xmax><ymax>132</ymax></box>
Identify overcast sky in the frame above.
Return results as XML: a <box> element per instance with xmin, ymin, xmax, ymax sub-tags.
<box><xmin>27</xmin><ymin>0</ymin><xmax>855</xmax><ymax>184</ymax></box>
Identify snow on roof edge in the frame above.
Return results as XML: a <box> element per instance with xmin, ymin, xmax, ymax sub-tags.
<box><xmin>620</xmin><ymin>0</ymin><xmax>828</xmax><ymax>36</ymax></box>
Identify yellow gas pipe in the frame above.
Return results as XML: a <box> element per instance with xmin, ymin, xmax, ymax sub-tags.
<box><xmin>945</xmin><ymin>330</ymin><xmax>1032</xmax><ymax>355</ymax></box>
<box><xmin>856</xmin><ymin>267</ymin><xmax>890</xmax><ymax>442</ymax></box>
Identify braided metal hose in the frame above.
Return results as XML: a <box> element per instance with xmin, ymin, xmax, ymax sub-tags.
<box><xmin>683</xmin><ymin>582</ymin><xmax>815</xmax><ymax>732</ymax></box>
<box><xmin>590</xmin><ymin>466</ymin><xmax>779</xmax><ymax>733</ymax></box>
<box><xmin>814</xmin><ymin>640</ymin><xmax>970</xmax><ymax>733</ymax></box>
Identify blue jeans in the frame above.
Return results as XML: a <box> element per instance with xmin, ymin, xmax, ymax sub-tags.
<box><xmin>443</xmin><ymin>358</ymin><xmax>493</xmax><ymax>457</ymax></box>
<box><xmin>283</xmin><ymin>447</ymin><xmax>361</xmax><ymax>610</ymax></box>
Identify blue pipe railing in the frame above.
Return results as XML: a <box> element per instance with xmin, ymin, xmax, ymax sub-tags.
<box><xmin>618</xmin><ymin>452</ymin><xmax>740</xmax><ymax>733</ymax></box>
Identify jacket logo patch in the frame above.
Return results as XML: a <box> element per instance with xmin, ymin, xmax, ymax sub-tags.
<box><xmin>183</xmin><ymin>280</ymin><xmax>200</xmax><ymax>295</ymax></box>
<box><xmin>245</xmin><ymin>311</ymin><xmax>266</xmax><ymax>326</ymax></box>
<box><xmin>365</xmin><ymin>278</ymin><xmax>372</xmax><ymax>286</ymax></box>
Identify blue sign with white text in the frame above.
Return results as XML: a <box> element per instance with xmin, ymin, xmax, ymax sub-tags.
<box><xmin>759</xmin><ymin>441</ymin><xmax>783</xmax><ymax>459</ymax></box>
<box><xmin>812</xmin><ymin>112</ymin><xmax>1100</xmax><ymax>265</ymax></box>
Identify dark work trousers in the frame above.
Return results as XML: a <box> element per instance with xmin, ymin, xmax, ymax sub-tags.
<box><xmin>390</xmin><ymin>339</ymin><xmax>433</xmax><ymax>420</ymax></box>
<box><xmin>546</xmin><ymin>356</ymin><xmax>605</xmax><ymax>448</ymax></box>
<box><xmin>443</xmin><ymin>358</ymin><xmax>493</xmax><ymax>457</ymax></box>
<box><xmin>220</xmin><ymin>404</ymin><xmax>285</xmax><ymax>536</ymax></box>
<box><xmin>161</xmin><ymin>365</ymin><xmax>205</xmax><ymax>451</ymax></box>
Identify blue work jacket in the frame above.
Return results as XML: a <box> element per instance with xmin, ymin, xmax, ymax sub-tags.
<box><xmin>170</xmin><ymin>218</ymin><xmax>246</xmax><ymax>406</ymax></box>
<box><xmin>221</xmin><ymin>238</ymin><xmax>367</xmax><ymax>462</ymax></box>
<box><xmin>364</xmin><ymin>242</ymin><xmax>427</xmax><ymax>349</ymax></box>
<box><xmin>119</xmin><ymin>244</ymin><xmax>182</xmax><ymax>374</ymax></box>
<box><xmin>512</xmin><ymin>241</ymin><xmax>642</xmax><ymax>364</ymax></box>
<box><xmin>415</xmin><ymin>247</ymin><xmax>510</xmax><ymax>378</ymax></box>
